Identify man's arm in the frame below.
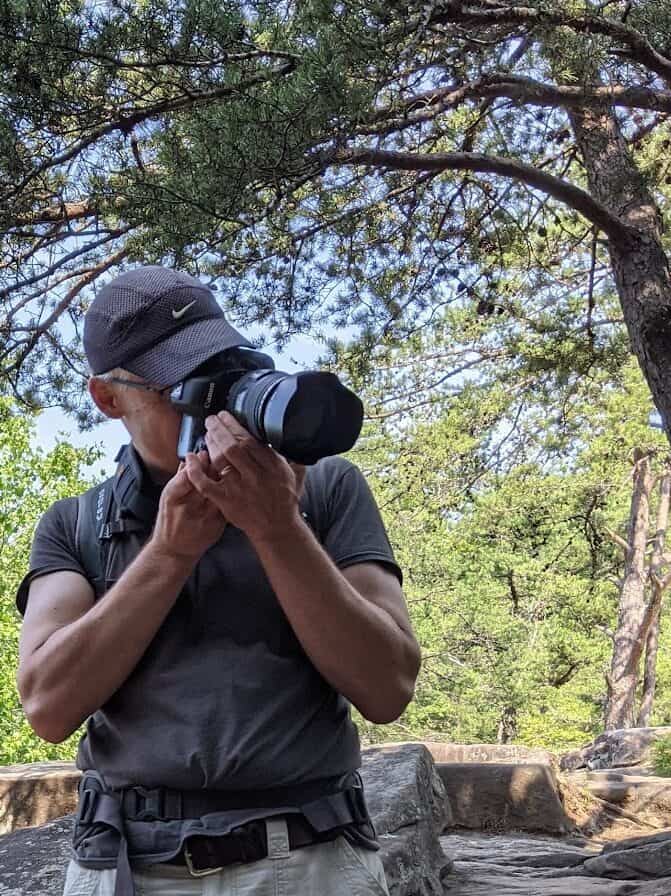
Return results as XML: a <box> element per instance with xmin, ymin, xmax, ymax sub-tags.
<box><xmin>252</xmin><ymin>526</ymin><xmax>421</xmax><ymax>724</ymax></box>
<box><xmin>186</xmin><ymin>414</ymin><xmax>421</xmax><ymax>724</ymax></box>
<box><xmin>17</xmin><ymin>551</ymin><xmax>194</xmax><ymax>743</ymax></box>
<box><xmin>17</xmin><ymin>459</ymin><xmax>226</xmax><ymax>743</ymax></box>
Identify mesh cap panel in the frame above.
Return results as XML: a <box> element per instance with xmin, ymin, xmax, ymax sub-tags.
<box><xmin>84</xmin><ymin>266</ymin><xmax>251</xmax><ymax>382</ymax></box>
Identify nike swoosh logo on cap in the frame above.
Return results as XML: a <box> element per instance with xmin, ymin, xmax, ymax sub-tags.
<box><xmin>172</xmin><ymin>300</ymin><xmax>196</xmax><ymax>320</ymax></box>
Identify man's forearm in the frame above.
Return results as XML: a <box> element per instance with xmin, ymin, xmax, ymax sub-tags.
<box><xmin>251</xmin><ymin>513</ymin><xmax>419</xmax><ymax>724</ymax></box>
<box><xmin>22</xmin><ymin>543</ymin><xmax>194</xmax><ymax>743</ymax></box>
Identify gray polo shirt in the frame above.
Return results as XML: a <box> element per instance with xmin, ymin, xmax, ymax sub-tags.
<box><xmin>17</xmin><ymin>450</ymin><xmax>401</xmax><ymax>865</ymax></box>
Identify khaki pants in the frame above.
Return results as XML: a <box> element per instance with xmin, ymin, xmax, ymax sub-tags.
<box><xmin>63</xmin><ymin>831</ymin><xmax>389</xmax><ymax>896</ymax></box>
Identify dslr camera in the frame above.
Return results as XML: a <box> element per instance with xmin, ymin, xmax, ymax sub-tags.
<box><xmin>170</xmin><ymin>348</ymin><xmax>364</xmax><ymax>465</ymax></box>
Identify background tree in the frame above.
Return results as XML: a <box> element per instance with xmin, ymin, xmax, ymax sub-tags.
<box><xmin>3</xmin><ymin>0</ymin><xmax>671</xmax><ymax>437</ymax></box>
<box><xmin>604</xmin><ymin>451</ymin><xmax>671</xmax><ymax>730</ymax></box>
<box><xmin>0</xmin><ymin>401</ymin><xmax>98</xmax><ymax>763</ymax></box>
<box><xmin>349</xmin><ymin>343</ymin><xmax>671</xmax><ymax>748</ymax></box>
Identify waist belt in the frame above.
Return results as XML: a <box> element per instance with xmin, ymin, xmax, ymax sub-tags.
<box><xmin>165</xmin><ymin>815</ymin><xmax>338</xmax><ymax>876</ymax></box>
<box><xmin>117</xmin><ymin>774</ymin><xmax>365</xmax><ymax>823</ymax></box>
<box><xmin>74</xmin><ymin>771</ymin><xmax>373</xmax><ymax>896</ymax></box>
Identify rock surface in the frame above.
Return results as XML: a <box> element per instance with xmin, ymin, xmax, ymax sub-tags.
<box><xmin>561</xmin><ymin>728</ymin><xmax>671</xmax><ymax>772</ymax></box>
<box><xmin>0</xmin><ymin>816</ymin><xmax>72</xmax><ymax>896</ymax></box>
<box><xmin>437</xmin><ymin>762</ymin><xmax>572</xmax><ymax>834</ymax></box>
<box><xmin>584</xmin><ymin>830</ymin><xmax>671</xmax><ymax>880</ymax></box>
<box><xmin>363</xmin><ymin>743</ymin><xmax>452</xmax><ymax>895</ymax></box>
<box><xmin>575</xmin><ymin>770</ymin><xmax>671</xmax><ymax>812</ymax></box>
<box><xmin>423</xmin><ymin>742</ymin><xmax>556</xmax><ymax>767</ymax></box>
<box><xmin>0</xmin><ymin>762</ymin><xmax>80</xmax><ymax>835</ymax></box>
<box><xmin>440</xmin><ymin>831</ymin><xmax>671</xmax><ymax>894</ymax></box>
<box><xmin>0</xmin><ymin>743</ymin><xmax>451</xmax><ymax>896</ymax></box>
<box><xmin>564</xmin><ymin>768</ymin><xmax>671</xmax><ymax>835</ymax></box>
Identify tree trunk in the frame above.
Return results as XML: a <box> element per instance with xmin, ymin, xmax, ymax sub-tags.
<box><xmin>638</xmin><ymin>469</ymin><xmax>671</xmax><ymax>726</ymax></box>
<box><xmin>605</xmin><ymin>450</ymin><xmax>654</xmax><ymax>730</ymax></box>
<box><xmin>497</xmin><ymin>706</ymin><xmax>517</xmax><ymax>744</ymax></box>
<box><xmin>568</xmin><ymin>94</ymin><xmax>671</xmax><ymax>729</ymax></box>
<box><xmin>568</xmin><ymin>103</ymin><xmax>671</xmax><ymax>439</ymax></box>
<box><xmin>637</xmin><ymin>600</ymin><xmax>662</xmax><ymax>727</ymax></box>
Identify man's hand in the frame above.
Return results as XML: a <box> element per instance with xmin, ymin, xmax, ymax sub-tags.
<box><xmin>185</xmin><ymin>412</ymin><xmax>419</xmax><ymax>723</ymax></box>
<box><xmin>184</xmin><ymin>411</ymin><xmax>306</xmax><ymax>543</ymax></box>
<box><xmin>151</xmin><ymin>451</ymin><xmax>227</xmax><ymax>561</ymax></box>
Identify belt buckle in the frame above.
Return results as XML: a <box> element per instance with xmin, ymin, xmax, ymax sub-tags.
<box><xmin>183</xmin><ymin>843</ymin><xmax>224</xmax><ymax>878</ymax></box>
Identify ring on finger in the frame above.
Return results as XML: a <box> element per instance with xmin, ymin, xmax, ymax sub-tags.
<box><xmin>218</xmin><ymin>464</ymin><xmax>234</xmax><ymax>478</ymax></box>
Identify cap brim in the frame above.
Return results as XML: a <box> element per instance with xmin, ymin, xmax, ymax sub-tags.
<box><xmin>124</xmin><ymin>318</ymin><xmax>253</xmax><ymax>385</ymax></box>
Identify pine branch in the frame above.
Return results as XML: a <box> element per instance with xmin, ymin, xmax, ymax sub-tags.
<box><xmin>605</xmin><ymin>527</ymin><xmax>631</xmax><ymax>554</ymax></box>
<box><xmin>3</xmin><ymin>60</ymin><xmax>296</xmax><ymax>205</ymax></box>
<box><xmin>359</xmin><ymin>76</ymin><xmax>671</xmax><ymax>140</ymax></box>
<box><xmin>2</xmin><ymin>247</ymin><xmax>128</xmax><ymax>379</ymax></box>
<box><xmin>427</xmin><ymin>3</ymin><xmax>671</xmax><ymax>84</ymax></box>
<box><xmin>332</xmin><ymin>147</ymin><xmax>631</xmax><ymax>245</ymax></box>
<box><xmin>13</xmin><ymin>199</ymin><xmax>96</xmax><ymax>227</ymax></box>
<box><xmin>3</xmin><ymin>225</ymin><xmax>130</xmax><ymax>295</ymax></box>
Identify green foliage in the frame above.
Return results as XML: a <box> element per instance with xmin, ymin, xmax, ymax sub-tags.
<box><xmin>349</xmin><ymin>338</ymin><xmax>670</xmax><ymax>751</ymax></box>
<box><xmin>2</xmin><ymin>0</ymin><xmax>669</xmax><ymax>419</ymax></box>
<box><xmin>0</xmin><ymin>400</ymin><xmax>101</xmax><ymax>764</ymax></box>
<box><xmin>652</xmin><ymin>735</ymin><xmax>671</xmax><ymax>777</ymax></box>
<box><xmin>4</xmin><ymin>0</ymin><xmax>671</xmax><ymax>762</ymax></box>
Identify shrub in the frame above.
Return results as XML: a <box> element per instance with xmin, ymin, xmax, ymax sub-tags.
<box><xmin>651</xmin><ymin>735</ymin><xmax>671</xmax><ymax>777</ymax></box>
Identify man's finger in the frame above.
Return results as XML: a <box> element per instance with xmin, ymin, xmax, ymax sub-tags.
<box><xmin>215</xmin><ymin>411</ymin><xmax>248</xmax><ymax>437</ymax></box>
<box><xmin>185</xmin><ymin>453</ymin><xmax>227</xmax><ymax>498</ymax></box>
<box><xmin>204</xmin><ymin>419</ymin><xmax>270</xmax><ymax>474</ymax></box>
<box><xmin>203</xmin><ymin>415</ymin><xmax>237</xmax><ymax>458</ymax></box>
<box><xmin>196</xmin><ymin>448</ymin><xmax>220</xmax><ymax>481</ymax></box>
<box><xmin>165</xmin><ymin>463</ymin><xmax>194</xmax><ymax>500</ymax></box>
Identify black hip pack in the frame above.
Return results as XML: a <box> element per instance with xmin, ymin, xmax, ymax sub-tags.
<box><xmin>74</xmin><ymin>770</ymin><xmax>375</xmax><ymax>896</ymax></box>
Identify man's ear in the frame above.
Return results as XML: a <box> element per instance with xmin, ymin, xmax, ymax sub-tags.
<box><xmin>88</xmin><ymin>377</ymin><xmax>124</xmax><ymax>419</ymax></box>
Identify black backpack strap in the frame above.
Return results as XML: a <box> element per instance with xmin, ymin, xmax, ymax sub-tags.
<box><xmin>75</xmin><ymin>478</ymin><xmax>116</xmax><ymax>593</ymax></box>
<box><xmin>75</xmin><ymin>475</ymin><xmax>146</xmax><ymax>595</ymax></box>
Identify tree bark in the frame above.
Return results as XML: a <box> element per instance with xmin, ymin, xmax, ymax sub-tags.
<box><xmin>637</xmin><ymin>601</ymin><xmax>662</xmax><ymax>728</ymax></box>
<box><xmin>638</xmin><ymin>469</ymin><xmax>671</xmax><ymax>726</ymax></box>
<box><xmin>497</xmin><ymin>706</ymin><xmax>517</xmax><ymax>744</ymax></box>
<box><xmin>568</xmin><ymin>102</ymin><xmax>671</xmax><ymax>438</ymax></box>
<box><xmin>570</xmin><ymin>68</ymin><xmax>671</xmax><ymax>727</ymax></box>
<box><xmin>605</xmin><ymin>450</ymin><xmax>655</xmax><ymax>730</ymax></box>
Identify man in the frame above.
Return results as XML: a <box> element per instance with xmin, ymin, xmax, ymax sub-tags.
<box><xmin>16</xmin><ymin>265</ymin><xmax>421</xmax><ymax>896</ymax></box>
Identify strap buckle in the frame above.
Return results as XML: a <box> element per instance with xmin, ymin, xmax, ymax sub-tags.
<box><xmin>346</xmin><ymin>773</ymin><xmax>369</xmax><ymax>826</ymax></box>
<box><xmin>183</xmin><ymin>844</ymin><xmax>224</xmax><ymax>878</ymax></box>
<box><xmin>182</xmin><ymin>822</ymin><xmax>267</xmax><ymax>877</ymax></box>
<box><xmin>134</xmin><ymin>786</ymin><xmax>162</xmax><ymax>821</ymax></box>
<box><xmin>76</xmin><ymin>786</ymin><xmax>99</xmax><ymax>826</ymax></box>
<box><xmin>76</xmin><ymin>772</ymin><xmax>105</xmax><ymax>827</ymax></box>
<box><xmin>123</xmin><ymin>786</ymin><xmax>183</xmax><ymax>821</ymax></box>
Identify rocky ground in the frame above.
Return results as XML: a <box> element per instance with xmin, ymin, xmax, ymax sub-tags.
<box><xmin>439</xmin><ymin>830</ymin><xmax>671</xmax><ymax>895</ymax></box>
<box><xmin>434</xmin><ymin>727</ymin><xmax>671</xmax><ymax>895</ymax></box>
<box><xmin>3</xmin><ymin>733</ymin><xmax>671</xmax><ymax>896</ymax></box>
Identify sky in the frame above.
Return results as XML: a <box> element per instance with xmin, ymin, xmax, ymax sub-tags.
<box><xmin>34</xmin><ymin>332</ymin><xmax>326</xmax><ymax>477</ymax></box>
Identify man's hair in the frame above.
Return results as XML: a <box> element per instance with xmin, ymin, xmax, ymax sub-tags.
<box><xmin>90</xmin><ymin>367</ymin><xmax>135</xmax><ymax>383</ymax></box>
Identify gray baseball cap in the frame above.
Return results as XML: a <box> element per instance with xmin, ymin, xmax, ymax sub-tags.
<box><xmin>83</xmin><ymin>266</ymin><xmax>252</xmax><ymax>384</ymax></box>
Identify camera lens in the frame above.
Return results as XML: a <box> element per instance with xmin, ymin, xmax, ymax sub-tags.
<box><xmin>228</xmin><ymin>370</ymin><xmax>363</xmax><ymax>464</ymax></box>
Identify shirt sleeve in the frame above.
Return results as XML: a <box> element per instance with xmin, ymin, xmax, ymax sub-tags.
<box><xmin>15</xmin><ymin>497</ymin><xmax>86</xmax><ymax>616</ymax></box>
<box><xmin>319</xmin><ymin>461</ymin><xmax>403</xmax><ymax>584</ymax></box>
